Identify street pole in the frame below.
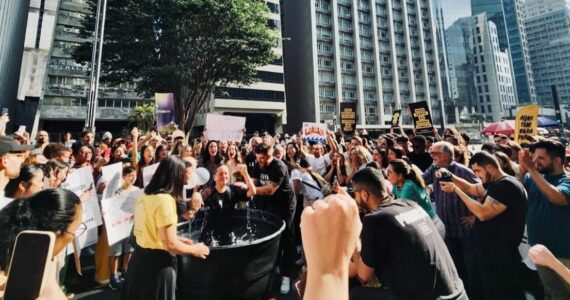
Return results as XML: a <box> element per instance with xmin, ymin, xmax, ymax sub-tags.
<box><xmin>85</xmin><ymin>0</ymin><xmax>108</xmax><ymax>134</ymax></box>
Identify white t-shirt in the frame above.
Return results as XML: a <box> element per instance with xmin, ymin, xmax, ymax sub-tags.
<box><xmin>305</xmin><ymin>154</ymin><xmax>331</xmax><ymax>176</ymax></box>
<box><xmin>291</xmin><ymin>169</ymin><xmax>324</xmax><ymax>200</ymax></box>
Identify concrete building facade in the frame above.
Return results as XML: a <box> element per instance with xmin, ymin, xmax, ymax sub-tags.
<box><xmin>283</xmin><ymin>0</ymin><xmax>446</xmax><ymax>130</ymax></box>
<box><xmin>524</xmin><ymin>0</ymin><xmax>570</xmax><ymax>105</ymax></box>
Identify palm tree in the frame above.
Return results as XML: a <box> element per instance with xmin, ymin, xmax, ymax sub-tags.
<box><xmin>129</xmin><ymin>103</ymin><xmax>156</xmax><ymax>133</ymax></box>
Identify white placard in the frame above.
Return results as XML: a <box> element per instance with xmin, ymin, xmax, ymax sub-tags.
<box><xmin>61</xmin><ymin>167</ymin><xmax>103</xmax><ymax>231</ymax></box>
<box><xmin>102</xmin><ymin>188</ymin><xmax>142</xmax><ymax>246</ymax></box>
<box><xmin>302</xmin><ymin>122</ymin><xmax>328</xmax><ymax>142</ymax></box>
<box><xmin>142</xmin><ymin>163</ymin><xmax>160</xmax><ymax>187</ymax></box>
<box><xmin>100</xmin><ymin>162</ymin><xmax>123</xmax><ymax>200</ymax></box>
<box><xmin>205</xmin><ymin>114</ymin><xmax>246</xmax><ymax>142</ymax></box>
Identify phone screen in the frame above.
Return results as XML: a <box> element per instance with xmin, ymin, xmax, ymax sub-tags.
<box><xmin>4</xmin><ymin>232</ymin><xmax>53</xmax><ymax>300</ymax></box>
<box><xmin>104</xmin><ymin>148</ymin><xmax>111</xmax><ymax>159</ymax></box>
<box><xmin>185</xmin><ymin>187</ymin><xmax>193</xmax><ymax>201</ymax></box>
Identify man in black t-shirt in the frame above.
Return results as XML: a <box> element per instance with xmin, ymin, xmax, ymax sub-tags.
<box><xmin>407</xmin><ymin>135</ymin><xmax>433</xmax><ymax>171</ymax></box>
<box><xmin>252</xmin><ymin>142</ymin><xmax>296</xmax><ymax>295</ymax></box>
<box><xmin>440</xmin><ymin>151</ymin><xmax>527</xmax><ymax>299</ymax></box>
<box><xmin>350</xmin><ymin>168</ymin><xmax>467</xmax><ymax>300</ymax></box>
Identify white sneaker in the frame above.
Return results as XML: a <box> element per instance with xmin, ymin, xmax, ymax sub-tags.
<box><xmin>280</xmin><ymin>276</ymin><xmax>290</xmax><ymax>294</ymax></box>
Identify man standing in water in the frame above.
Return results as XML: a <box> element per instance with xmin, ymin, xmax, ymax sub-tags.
<box><xmin>252</xmin><ymin>142</ymin><xmax>296</xmax><ymax>295</ymax></box>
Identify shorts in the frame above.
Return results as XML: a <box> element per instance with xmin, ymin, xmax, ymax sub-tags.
<box><xmin>109</xmin><ymin>238</ymin><xmax>135</xmax><ymax>257</ymax></box>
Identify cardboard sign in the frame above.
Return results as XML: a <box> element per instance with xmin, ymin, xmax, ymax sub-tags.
<box><xmin>391</xmin><ymin>110</ymin><xmax>402</xmax><ymax>128</ymax></box>
<box><xmin>142</xmin><ymin>162</ymin><xmax>160</xmax><ymax>187</ymax></box>
<box><xmin>100</xmin><ymin>162</ymin><xmax>123</xmax><ymax>200</ymax></box>
<box><xmin>340</xmin><ymin>102</ymin><xmax>357</xmax><ymax>134</ymax></box>
<box><xmin>155</xmin><ymin>93</ymin><xmax>176</xmax><ymax>134</ymax></box>
<box><xmin>205</xmin><ymin>114</ymin><xmax>246</xmax><ymax>142</ymax></box>
<box><xmin>515</xmin><ymin>104</ymin><xmax>539</xmax><ymax>144</ymax></box>
<box><xmin>408</xmin><ymin>101</ymin><xmax>434</xmax><ymax>136</ymax></box>
<box><xmin>302</xmin><ymin>122</ymin><xmax>327</xmax><ymax>142</ymax></box>
<box><xmin>61</xmin><ymin>167</ymin><xmax>102</xmax><ymax>249</ymax></box>
<box><xmin>102</xmin><ymin>188</ymin><xmax>143</xmax><ymax>246</ymax></box>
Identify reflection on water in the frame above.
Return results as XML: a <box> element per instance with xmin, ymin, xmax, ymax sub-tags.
<box><xmin>178</xmin><ymin>209</ymin><xmax>276</xmax><ymax>247</ymax></box>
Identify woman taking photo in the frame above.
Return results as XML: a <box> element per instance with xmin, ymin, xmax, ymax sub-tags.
<box><xmin>122</xmin><ymin>156</ymin><xmax>209</xmax><ymax>300</ymax></box>
<box><xmin>386</xmin><ymin>159</ymin><xmax>445</xmax><ymax>238</ymax></box>
<box><xmin>0</xmin><ymin>189</ymin><xmax>83</xmax><ymax>299</ymax></box>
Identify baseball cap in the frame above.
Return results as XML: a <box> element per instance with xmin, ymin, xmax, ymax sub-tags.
<box><xmin>0</xmin><ymin>136</ymin><xmax>33</xmax><ymax>155</ymax></box>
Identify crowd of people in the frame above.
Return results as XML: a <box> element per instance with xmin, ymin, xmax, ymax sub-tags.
<box><xmin>0</xmin><ymin>123</ymin><xmax>568</xmax><ymax>300</ymax></box>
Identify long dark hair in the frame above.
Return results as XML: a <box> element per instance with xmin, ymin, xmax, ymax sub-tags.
<box><xmin>5</xmin><ymin>164</ymin><xmax>45</xmax><ymax>199</ymax></box>
<box><xmin>144</xmin><ymin>155</ymin><xmax>186</xmax><ymax>199</ymax></box>
<box><xmin>0</xmin><ymin>189</ymin><xmax>80</xmax><ymax>269</ymax></box>
<box><xmin>201</xmin><ymin>140</ymin><xmax>223</xmax><ymax>162</ymax></box>
<box><xmin>388</xmin><ymin>159</ymin><xmax>426</xmax><ymax>189</ymax></box>
<box><xmin>139</xmin><ymin>144</ymin><xmax>155</xmax><ymax>167</ymax></box>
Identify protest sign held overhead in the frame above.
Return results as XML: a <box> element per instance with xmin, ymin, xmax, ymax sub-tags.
<box><xmin>391</xmin><ymin>110</ymin><xmax>402</xmax><ymax>128</ymax></box>
<box><xmin>515</xmin><ymin>104</ymin><xmax>539</xmax><ymax>144</ymax></box>
<box><xmin>205</xmin><ymin>114</ymin><xmax>246</xmax><ymax>142</ymax></box>
<box><xmin>302</xmin><ymin>122</ymin><xmax>327</xmax><ymax>142</ymax></box>
<box><xmin>408</xmin><ymin>101</ymin><xmax>434</xmax><ymax>136</ymax></box>
<box><xmin>340</xmin><ymin>102</ymin><xmax>357</xmax><ymax>134</ymax></box>
<box><xmin>155</xmin><ymin>93</ymin><xmax>176</xmax><ymax>134</ymax></box>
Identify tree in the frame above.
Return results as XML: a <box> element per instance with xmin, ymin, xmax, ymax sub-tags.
<box><xmin>74</xmin><ymin>0</ymin><xmax>277</xmax><ymax>133</ymax></box>
<box><xmin>129</xmin><ymin>103</ymin><xmax>156</xmax><ymax>133</ymax></box>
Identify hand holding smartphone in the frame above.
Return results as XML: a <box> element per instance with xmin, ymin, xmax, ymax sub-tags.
<box><xmin>3</xmin><ymin>231</ymin><xmax>56</xmax><ymax>300</ymax></box>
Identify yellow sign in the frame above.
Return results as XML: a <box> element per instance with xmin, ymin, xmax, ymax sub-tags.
<box><xmin>515</xmin><ymin>104</ymin><xmax>539</xmax><ymax>144</ymax></box>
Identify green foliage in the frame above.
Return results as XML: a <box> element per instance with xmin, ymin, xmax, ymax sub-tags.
<box><xmin>129</xmin><ymin>103</ymin><xmax>156</xmax><ymax>133</ymax></box>
<box><xmin>74</xmin><ymin>0</ymin><xmax>277</xmax><ymax>132</ymax></box>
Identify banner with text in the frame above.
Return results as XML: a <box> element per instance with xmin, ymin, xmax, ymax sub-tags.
<box><xmin>340</xmin><ymin>102</ymin><xmax>357</xmax><ymax>134</ymax></box>
<box><xmin>408</xmin><ymin>101</ymin><xmax>434</xmax><ymax>136</ymax></box>
<box><xmin>515</xmin><ymin>104</ymin><xmax>539</xmax><ymax>144</ymax></box>
<box><xmin>61</xmin><ymin>166</ymin><xmax>102</xmax><ymax>249</ymax></box>
<box><xmin>302</xmin><ymin>122</ymin><xmax>328</xmax><ymax>142</ymax></box>
<box><xmin>391</xmin><ymin>110</ymin><xmax>402</xmax><ymax>128</ymax></box>
<box><xmin>205</xmin><ymin>114</ymin><xmax>246</xmax><ymax>142</ymax></box>
<box><xmin>155</xmin><ymin>93</ymin><xmax>176</xmax><ymax>134</ymax></box>
<box><xmin>102</xmin><ymin>189</ymin><xmax>143</xmax><ymax>246</ymax></box>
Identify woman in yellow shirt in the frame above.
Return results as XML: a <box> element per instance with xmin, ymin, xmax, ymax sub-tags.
<box><xmin>122</xmin><ymin>156</ymin><xmax>209</xmax><ymax>300</ymax></box>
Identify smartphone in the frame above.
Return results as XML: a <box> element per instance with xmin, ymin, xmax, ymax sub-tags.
<box><xmin>3</xmin><ymin>231</ymin><xmax>56</xmax><ymax>300</ymax></box>
<box><xmin>17</xmin><ymin>125</ymin><xmax>26</xmax><ymax>133</ymax></box>
<box><xmin>183</xmin><ymin>185</ymin><xmax>193</xmax><ymax>202</ymax></box>
<box><xmin>1</xmin><ymin>108</ymin><xmax>8</xmax><ymax>116</ymax></box>
<box><xmin>104</xmin><ymin>148</ymin><xmax>111</xmax><ymax>159</ymax></box>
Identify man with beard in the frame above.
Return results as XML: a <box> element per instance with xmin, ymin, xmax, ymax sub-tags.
<box><xmin>439</xmin><ymin>151</ymin><xmax>527</xmax><ymax>299</ymax></box>
<box><xmin>349</xmin><ymin>167</ymin><xmax>467</xmax><ymax>300</ymax></box>
<box><xmin>252</xmin><ymin>142</ymin><xmax>296</xmax><ymax>295</ymax></box>
<box><xmin>518</xmin><ymin>140</ymin><xmax>570</xmax><ymax>300</ymax></box>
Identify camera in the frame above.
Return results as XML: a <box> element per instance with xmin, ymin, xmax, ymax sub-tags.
<box><xmin>440</xmin><ymin>172</ymin><xmax>453</xmax><ymax>182</ymax></box>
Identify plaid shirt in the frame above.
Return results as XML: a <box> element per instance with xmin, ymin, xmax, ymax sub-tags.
<box><xmin>423</xmin><ymin>162</ymin><xmax>481</xmax><ymax>238</ymax></box>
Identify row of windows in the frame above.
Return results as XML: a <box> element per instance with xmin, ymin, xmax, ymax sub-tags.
<box><xmin>43</xmin><ymin>97</ymin><xmax>152</xmax><ymax>108</ymax></box>
<box><xmin>256</xmin><ymin>71</ymin><xmax>284</xmax><ymax>84</ymax></box>
<box><xmin>215</xmin><ymin>87</ymin><xmax>285</xmax><ymax>102</ymax></box>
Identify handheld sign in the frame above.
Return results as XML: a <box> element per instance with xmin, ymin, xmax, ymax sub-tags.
<box><xmin>340</xmin><ymin>102</ymin><xmax>357</xmax><ymax>134</ymax></box>
<box><xmin>205</xmin><ymin>114</ymin><xmax>246</xmax><ymax>142</ymax></box>
<box><xmin>142</xmin><ymin>162</ymin><xmax>160</xmax><ymax>187</ymax></box>
<box><xmin>100</xmin><ymin>162</ymin><xmax>123</xmax><ymax>200</ymax></box>
<box><xmin>515</xmin><ymin>104</ymin><xmax>539</xmax><ymax>144</ymax></box>
<box><xmin>102</xmin><ymin>188</ymin><xmax>143</xmax><ymax>246</ymax></box>
<box><xmin>408</xmin><ymin>101</ymin><xmax>434</xmax><ymax>136</ymax></box>
<box><xmin>302</xmin><ymin>122</ymin><xmax>327</xmax><ymax>143</ymax></box>
<box><xmin>391</xmin><ymin>110</ymin><xmax>402</xmax><ymax>128</ymax></box>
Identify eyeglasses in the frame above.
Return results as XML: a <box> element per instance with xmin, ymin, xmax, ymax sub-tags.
<box><xmin>429</xmin><ymin>151</ymin><xmax>443</xmax><ymax>157</ymax></box>
<box><xmin>66</xmin><ymin>222</ymin><xmax>88</xmax><ymax>238</ymax></box>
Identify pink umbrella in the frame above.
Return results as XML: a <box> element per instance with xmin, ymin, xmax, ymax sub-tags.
<box><xmin>481</xmin><ymin>120</ymin><xmax>515</xmax><ymax>136</ymax></box>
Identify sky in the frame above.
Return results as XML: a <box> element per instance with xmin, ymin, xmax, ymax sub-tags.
<box><xmin>441</xmin><ymin>0</ymin><xmax>472</xmax><ymax>30</ymax></box>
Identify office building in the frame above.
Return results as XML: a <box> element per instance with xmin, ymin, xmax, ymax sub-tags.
<box><xmin>524</xmin><ymin>0</ymin><xmax>570</xmax><ymax>105</ymax></box>
<box><xmin>201</xmin><ymin>0</ymin><xmax>287</xmax><ymax>133</ymax></box>
<box><xmin>0</xmin><ymin>1</ymin><xmax>30</xmax><ymax>111</ymax></box>
<box><xmin>472</xmin><ymin>13</ymin><xmax>517</xmax><ymax>121</ymax></box>
<box><xmin>283</xmin><ymin>0</ymin><xmax>446</xmax><ymax>130</ymax></box>
<box><xmin>472</xmin><ymin>0</ymin><xmax>537</xmax><ymax>104</ymax></box>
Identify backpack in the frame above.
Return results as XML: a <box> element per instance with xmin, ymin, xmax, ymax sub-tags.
<box><xmin>304</xmin><ymin>170</ymin><xmax>333</xmax><ymax>197</ymax></box>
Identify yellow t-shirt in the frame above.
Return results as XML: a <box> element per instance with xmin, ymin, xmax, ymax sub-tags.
<box><xmin>133</xmin><ymin>193</ymin><xmax>178</xmax><ymax>250</ymax></box>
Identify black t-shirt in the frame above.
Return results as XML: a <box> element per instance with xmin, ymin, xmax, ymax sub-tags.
<box><xmin>471</xmin><ymin>175</ymin><xmax>527</xmax><ymax>262</ymax></box>
<box><xmin>361</xmin><ymin>201</ymin><xmax>466</xmax><ymax>300</ymax></box>
<box><xmin>252</xmin><ymin>158</ymin><xmax>295</xmax><ymax>219</ymax></box>
<box><xmin>408</xmin><ymin>151</ymin><xmax>433</xmax><ymax>172</ymax></box>
<box><xmin>245</xmin><ymin>152</ymin><xmax>257</xmax><ymax>177</ymax></box>
<box><xmin>204</xmin><ymin>184</ymin><xmax>249</xmax><ymax>210</ymax></box>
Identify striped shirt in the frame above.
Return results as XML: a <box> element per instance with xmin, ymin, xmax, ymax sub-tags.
<box><xmin>423</xmin><ymin>162</ymin><xmax>480</xmax><ymax>238</ymax></box>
